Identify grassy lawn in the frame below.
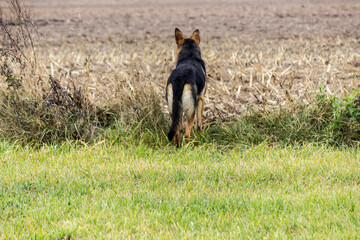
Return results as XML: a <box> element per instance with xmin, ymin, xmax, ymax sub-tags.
<box><xmin>1</xmin><ymin>142</ymin><xmax>359</xmax><ymax>239</ymax></box>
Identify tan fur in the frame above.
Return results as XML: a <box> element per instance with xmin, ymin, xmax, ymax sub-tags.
<box><xmin>182</xmin><ymin>84</ymin><xmax>195</xmax><ymax>117</ymax></box>
<box><xmin>175</xmin><ymin>29</ymin><xmax>185</xmax><ymax>46</ymax></box>
<box><xmin>191</xmin><ymin>30</ymin><xmax>200</xmax><ymax>45</ymax></box>
<box><xmin>196</xmin><ymin>82</ymin><xmax>206</xmax><ymax>130</ymax></box>
<box><xmin>182</xmin><ymin>84</ymin><xmax>195</xmax><ymax>143</ymax></box>
<box><xmin>185</xmin><ymin>112</ymin><xmax>195</xmax><ymax>143</ymax></box>
<box><xmin>167</xmin><ymin>83</ymin><xmax>173</xmax><ymax>114</ymax></box>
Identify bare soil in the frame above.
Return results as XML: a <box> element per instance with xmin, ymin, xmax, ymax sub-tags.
<box><xmin>25</xmin><ymin>0</ymin><xmax>360</xmax><ymax>42</ymax></box>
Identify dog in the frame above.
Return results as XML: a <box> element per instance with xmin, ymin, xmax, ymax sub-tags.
<box><xmin>165</xmin><ymin>28</ymin><xmax>206</xmax><ymax>146</ymax></box>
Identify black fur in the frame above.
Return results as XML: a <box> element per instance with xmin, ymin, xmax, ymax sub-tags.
<box><xmin>166</xmin><ymin>38</ymin><xmax>206</xmax><ymax>142</ymax></box>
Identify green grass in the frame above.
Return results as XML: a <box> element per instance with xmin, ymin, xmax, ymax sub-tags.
<box><xmin>1</xmin><ymin>141</ymin><xmax>360</xmax><ymax>239</ymax></box>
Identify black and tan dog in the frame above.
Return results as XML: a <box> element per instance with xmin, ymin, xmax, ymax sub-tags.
<box><xmin>166</xmin><ymin>28</ymin><xmax>206</xmax><ymax>146</ymax></box>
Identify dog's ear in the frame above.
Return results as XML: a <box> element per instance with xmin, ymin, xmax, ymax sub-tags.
<box><xmin>175</xmin><ymin>28</ymin><xmax>184</xmax><ymax>46</ymax></box>
<box><xmin>191</xmin><ymin>29</ymin><xmax>200</xmax><ymax>45</ymax></box>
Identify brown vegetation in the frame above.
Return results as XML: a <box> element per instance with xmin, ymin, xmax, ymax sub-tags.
<box><xmin>0</xmin><ymin>0</ymin><xmax>359</xmax><ymax>145</ymax></box>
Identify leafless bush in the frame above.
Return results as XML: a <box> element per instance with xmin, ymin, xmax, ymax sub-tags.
<box><xmin>0</xmin><ymin>0</ymin><xmax>37</xmax><ymax>90</ymax></box>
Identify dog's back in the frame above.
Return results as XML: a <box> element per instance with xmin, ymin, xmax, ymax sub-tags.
<box><xmin>166</xmin><ymin>28</ymin><xmax>206</xmax><ymax>146</ymax></box>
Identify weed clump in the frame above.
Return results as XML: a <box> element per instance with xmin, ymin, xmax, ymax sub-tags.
<box><xmin>104</xmin><ymin>90</ymin><xmax>169</xmax><ymax>147</ymax></box>
<box><xmin>203</xmin><ymin>91</ymin><xmax>360</xmax><ymax>147</ymax></box>
<box><xmin>0</xmin><ymin>76</ymin><xmax>110</xmax><ymax>144</ymax></box>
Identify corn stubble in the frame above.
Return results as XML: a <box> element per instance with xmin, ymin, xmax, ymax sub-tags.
<box><xmin>0</xmin><ymin>1</ymin><xmax>359</xmax><ymax>145</ymax></box>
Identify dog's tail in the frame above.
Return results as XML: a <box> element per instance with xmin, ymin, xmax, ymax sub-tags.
<box><xmin>168</xmin><ymin>80</ymin><xmax>185</xmax><ymax>142</ymax></box>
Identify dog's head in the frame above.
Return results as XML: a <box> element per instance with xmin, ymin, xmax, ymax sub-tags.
<box><xmin>174</xmin><ymin>28</ymin><xmax>201</xmax><ymax>61</ymax></box>
<box><xmin>175</xmin><ymin>28</ymin><xmax>200</xmax><ymax>46</ymax></box>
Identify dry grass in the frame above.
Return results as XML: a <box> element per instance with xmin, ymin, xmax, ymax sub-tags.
<box><xmin>10</xmin><ymin>35</ymin><xmax>357</xmax><ymax>123</ymax></box>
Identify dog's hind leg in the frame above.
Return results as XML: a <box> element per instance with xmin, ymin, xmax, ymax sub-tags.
<box><xmin>196</xmin><ymin>83</ymin><xmax>206</xmax><ymax>131</ymax></box>
<box><xmin>174</xmin><ymin>129</ymin><xmax>180</xmax><ymax>147</ymax></box>
<box><xmin>185</xmin><ymin>112</ymin><xmax>195</xmax><ymax>143</ymax></box>
<box><xmin>182</xmin><ymin>84</ymin><xmax>196</xmax><ymax>143</ymax></box>
<box><xmin>196</xmin><ymin>96</ymin><xmax>204</xmax><ymax>131</ymax></box>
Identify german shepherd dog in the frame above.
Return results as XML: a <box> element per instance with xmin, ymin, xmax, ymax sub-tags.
<box><xmin>166</xmin><ymin>28</ymin><xmax>206</xmax><ymax>146</ymax></box>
